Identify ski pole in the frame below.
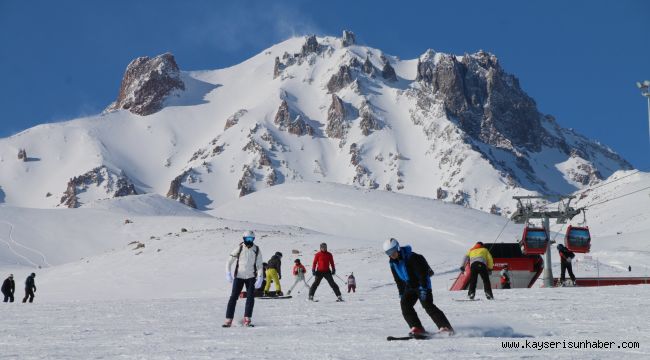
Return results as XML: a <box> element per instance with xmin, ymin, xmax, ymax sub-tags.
<box><xmin>335</xmin><ymin>274</ymin><xmax>347</xmax><ymax>284</ymax></box>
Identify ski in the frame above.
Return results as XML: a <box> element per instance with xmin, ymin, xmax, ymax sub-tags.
<box><xmin>387</xmin><ymin>336</ymin><xmax>414</xmax><ymax>341</ymax></box>
<box><xmin>258</xmin><ymin>295</ymin><xmax>292</xmax><ymax>299</ymax></box>
<box><xmin>453</xmin><ymin>298</ymin><xmax>482</xmax><ymax>302</ymax></box>
<box><xmin>386</xmin><ymin>333</ymin><xmax>431</xmax><ymax>341</ymax></box>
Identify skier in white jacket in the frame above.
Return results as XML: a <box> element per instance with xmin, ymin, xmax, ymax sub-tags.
<box><xmin>223</xmin><ymin>230</ymin><xmax>264</xmax><ymax>327</ymax></box>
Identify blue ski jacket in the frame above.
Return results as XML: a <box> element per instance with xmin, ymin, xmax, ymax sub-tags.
<box><xmin>389</xmin><ymin>246</ymin><xmax>432</xmax><ymax>295</ymax></box>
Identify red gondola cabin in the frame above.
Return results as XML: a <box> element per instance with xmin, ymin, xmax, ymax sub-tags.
<box><xmin>565</xmin><ymin>225</ymin><xmax>591</xmax><ymax>253</ymax></box>
<box><xmin>520</xmin><ymin>227</ymin><xmax>549</xmax><ymax>255</ymax></box>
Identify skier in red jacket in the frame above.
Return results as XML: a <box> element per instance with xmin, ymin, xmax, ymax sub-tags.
<box><xmin>308</xmin><ymin>243</ymin><xmax>343</xmax><ymax>301</ymax></box>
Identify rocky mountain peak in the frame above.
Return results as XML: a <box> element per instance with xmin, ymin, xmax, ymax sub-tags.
<box><xmin>342</xmin><ymin>30</ymin><xmax>356</xmax><ymax>47</ymax></box>
<box><xmin>106</xmin><ymin>53</ymin><xmax>185</xmax><ymax>116</ymax></box>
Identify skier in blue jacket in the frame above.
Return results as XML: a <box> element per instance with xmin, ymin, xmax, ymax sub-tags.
<box><xmin>383</xmin><ymin>238</ymin><xmax>453</xmax><ymax>337</ymax></box>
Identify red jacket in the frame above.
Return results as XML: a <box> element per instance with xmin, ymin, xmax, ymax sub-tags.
<box><xmin>312</xmin><ymin>251</ymin><xmax>335</xmax><ymax>273</ymax></box>
<box><xmin>292</xmin><ymin>264</ymin><xmax>306</xmax><ymax>276</ymax></box>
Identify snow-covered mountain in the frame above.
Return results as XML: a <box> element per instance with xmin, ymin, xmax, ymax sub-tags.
<box><xmin>0</xmin><ymin>31</ymin><xmax>633</xmax><ymax>214</ymax></box>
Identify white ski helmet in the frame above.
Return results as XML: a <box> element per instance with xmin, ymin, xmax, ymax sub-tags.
<box><xmin>242</xmin><ymin>230</ymin><xmax>255</xmax><ymax>242</ymax></box>
<box><xmin>383</xmin><ymin>238</ymin><xmax>400</xmax><ymax>256</ymax></box>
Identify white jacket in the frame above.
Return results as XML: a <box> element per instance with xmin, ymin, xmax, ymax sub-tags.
<box><xmin>226</xmin><ymin>243</ymin><xmax>264</xmax><ymax>279</ymax></box>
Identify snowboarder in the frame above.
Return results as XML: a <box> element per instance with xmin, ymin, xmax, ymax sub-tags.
<box><xmin>460</xmin><ymin>241</ymin><xmax>494</xmax><ymax>300</ymax></box>
<box><xmin>287</xmin><ymin>259</ymin><xmax>310</xmax><ymax>295</ymax></box>
<box><xmin>308</xmin><ymin>242</ymin><xmax>343</xmax><ymax>301</ymax></box>
<box><xmin>2</xmin><ymin>274</ymin><xmax>15</xmax><ymax>303</ymax></box>
<box><xmin>22</xmin><ymin>273</ymin><xmax>36</xmax><ymax>303</ymax></box>
<box><xmin>500</xmin><ymin>264</ymin><xmax>511</xmax><ymax>289</ymax></box>
<box><xmin>224</xmin><ymin>230</ymin><xmax>264</xmax><ymax>327</ymax></box>
<box><xmin>557</xmin><ymin>244</ymin><xmax>576</xmax><ymax>286</ymax></box>
<box><xmin>383</xmin><ymin>238</ymin><xmax>453</xmax><ymax>337</ymax></box>
<box><xmin>264</xmin><ymin>252</ymin><xmax>283</xmax><ymax>296</ymax></box>
<box><xmin>347</xmin><ymin>273</ymin><xmax>356</xmax><ymax>293</ymax></box>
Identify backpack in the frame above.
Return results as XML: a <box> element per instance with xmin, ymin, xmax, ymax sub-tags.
<box><xmin>234</xmin><ymin>243</ymin><xmax>259</xmax><ymax>277</ymax></box>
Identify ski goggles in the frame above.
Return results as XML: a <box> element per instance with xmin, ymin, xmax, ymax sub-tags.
<box><xmin>243</xmin><ymin>236</ymin><xmax>255</xmax><ymax>242</ymax></box>
<box><xmin>385</xmin><ymin>247</ymin><xmax>399</xmax><ymax>257</ymax></box>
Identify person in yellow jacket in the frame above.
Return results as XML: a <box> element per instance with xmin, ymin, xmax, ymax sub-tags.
<box><xmin>460</xmin><ymin>242</ymin><xmax>494</xmax><ymax>300</ymax></box>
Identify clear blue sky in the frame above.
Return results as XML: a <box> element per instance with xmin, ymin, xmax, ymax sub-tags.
<box><xmin>1</xmin><ymin>0</ymin><xmax>648</xmax><ymax>169</ymax></box>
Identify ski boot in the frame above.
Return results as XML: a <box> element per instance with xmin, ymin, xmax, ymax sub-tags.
<box><xmin>409</xmin><ymin>327</ymin><xmax>428</xmax><ymax>339</ymax></box>
<box><xmin>222</xmin><ymin>318</ymin><xmax>233</xmax><ymax>328</ymax></box>
<box><xmin>263</xmin><ymin>291</ymin><xmax>270</xmax><ymax>297</ymax></box>
<box><xmin>438</xmin><ymin>327</ymin><xmax>454</xmax><ymax>336</ymax></box>
<box><xmin>468</xmin><ymin>293</ymin><xmax>475</xmax><ymax>300</ymax></box>
<box><xmin>486</xmin><ymin>294</ymin><xmax>494</xmax><ymax>300</ymax></box>
<box><xmin>308</xmin><ymin>296</ymin><xmax>314</xmax><ymax>301</ymax></box>
<box><xmin>242</xmin><ymin>317</ymin><xmax>253</xmax><ymax>327</ymax></box>
<box><xmin>336</xmin><ymin>296</ymin><xmax>344</xmax><ymax>302</ymax></box>
<box><xmin>276</xmin><ymin>290</ymin><xmax>283</xmax><ymax>297</ymax></box>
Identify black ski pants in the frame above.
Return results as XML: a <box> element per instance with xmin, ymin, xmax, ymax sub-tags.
<box><xmin>401</xmin><ymin>289</ymin><xmax>452</xmax><ymax>330</ymax></box>
<box><xmin>468</xmin><ymin>262</ymin><xmax>493</xmax><ymax>298</ymax></box>
<box><xmin>225</xmin><ymin>277</ymin><xmax>256</xmax><ymax>319</ymax></box>
<box><xmin>22</xmin><ymin>289</ymin><xmax>34</xmax><ymax>303</ymax></box>
<box><xmin>309</xmin><ymin>271</ymin><xmax>341</xmax><ymax>297</ymax></box>
<box><xmin>2</xmin><ymin>291</ymin><xmax>14</xmax><ymax>302</ymax></box>
<box><xmin>560</xmin><ymin>260</ymin><xmax>576</xmax><ymax>282</ymax></box>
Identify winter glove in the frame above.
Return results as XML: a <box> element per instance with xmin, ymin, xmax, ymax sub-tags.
<box><xmin>312</xmin><ymin>270</ymin><xmax>316</xmax><ymax>276</ymax></box>
<box><xmin>226</xmin><ymin>272</ymin><xmax>234</xmax><ymax>283</ymax></box>
<box><xmin>419</xmin><ymin>288</ymin><xmax>428</xmax><ymax>302</ymax></box>
<box><xmin>331</xmin><ymin>268</ymin><xmax>336</xmax><ymax>275</ymax></box>
<box><xmin>254</xmin><ymin>276</ymin><xmax>264</xmax><ymax>289</ymax></box>
<box><xmin>459</xmin><ymin>266</ymin><xmax>465</xmax><ymax>273</ymax></box>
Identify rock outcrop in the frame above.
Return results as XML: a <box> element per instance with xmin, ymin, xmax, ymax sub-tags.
<box><xmin>166</xmin><ymin>170</ymin><xmax>197</xmax><ymax>208</ymax></box>
<box><xmin>381</xmin><ymin>61</ymin><xmax>397</xmax><ymax>82</ymax></box>
<box><xmin>342</xmin><ymin>30</ymin><xmax>356</xmax><ymax>47</ymax></box>
<box><xmin>362</xmin><ymin>56</ymin><xmax>374</xmax><ymax>76</ymax></box>
<box><xmin>359</xmin><ymin>100</ymin><xmax>379</xmax><ymax>136</ymax></box>
<box><xmin>326</xmin><ymin>95</ymin><xmax>348</xmax><ymax>139</ymax></box>
<box><xmin>274</xmin><ymin>100</ymin><xmax>313</xmax><ymax>136</ymax></box>
<box><xmin>327</xmin><ymin>65</ymin><xmax>353</xmax><ymax>93</ymax></box>
<box><xmin>106</xmin><ymin>53</ymin><xmax>185</xmax><ymax>116</ymax></box>
<box><xmin>301</xmin><ymin>35</ymin><xmax>320</xmax><ymax>56</ymax></box>
<box><xmin>60</xmin><ymin>166</ymin><xmax>137</xmax><ymax>208</ymax></box>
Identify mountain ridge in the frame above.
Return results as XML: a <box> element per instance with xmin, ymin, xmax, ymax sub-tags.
<box><xmin>0</xmin><ymin>31</ymin><xmax>633</xmax><ymax>215</ymax></box>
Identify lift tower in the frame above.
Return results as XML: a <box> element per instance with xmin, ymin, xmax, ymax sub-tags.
<box><xmin>511</xmin><ymin>196</ymin><xmax>582</xmax><ymax>288</ymax></box>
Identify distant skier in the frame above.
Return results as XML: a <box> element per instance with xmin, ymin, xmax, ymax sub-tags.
<box><xmin>287</xmin><ymin>259</ymin><xmax>310</xmax><ymax>295</ymax></box>
<box><xmin>264</xmin><ymin>252</ymin><xmax>283</xmax><ymax>296</ymax></box>
<box><xmin>224</xmin><ymin>230</ymin><xmax>264</xmax><ymax>327</ymax></box>
<box><xmin>383</xmin><ymin>238</ymin><xmax>453</xmax><ymax>337</ymax></box>
<box><xmin>557</xmin><ymin>244</ymin><xmax>576</xmax><ymax>286</ymax></box>
<box><xmin>460</xmin><ymin>242</ymin><xmax>494</xmax><ymax>300</ymax></box>
<box><xmin>347</xmin><ymin>273</ymin><xmax>356</xmax><ymax>293</ymax></box>
<box><xmin>2</xmin><ymin>274</ymin><xmax>15</xmax><ymax>303</ymax></box>
<box><xmin>628</xmin><ymin>265</ymin><xmax>632</xmax><ymax>272</ymax></box>
<box><xmin>308</xmin><ymin>243</ymin><xmax>343</xmax><ymax>302</ymax></box>
<box><xmin>22</xmin><ymin>273</ymin><xmax>36</xmax><ymax>303</ymax></box>
<box><xmin>500</xmin><ymin>264</ymin><xmax>511</xmax><ymax>289</ymax></box>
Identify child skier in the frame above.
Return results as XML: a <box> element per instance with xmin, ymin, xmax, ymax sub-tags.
<box><xmin>287</xmin><ymin>259</ymin><xmax>310</xmax><ymax>295</ymax></box>
<box><xmin>500</xmin><ymin>264</ymin><xmax>511</xmax><ymax>289</ymax></box>
<box><xmin>224</xmin><ymin>230</ymin><xmax>264</xmax><ymax>327</ymax></box>
<box><xmin>347</xmin><ymin>273</ymin><xmax>356</xmax><ymax>293</ymax></box>
<box><xmin>264</xmin><ymin>252</ymin><xmax>283</xmax><ymax>296</ymax></box>
<box><xmin>383</xmin><ymin>238</ymin><xmax>453</xmax><ymax>337</ymax></box>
